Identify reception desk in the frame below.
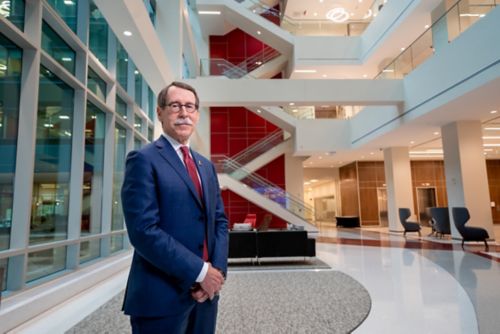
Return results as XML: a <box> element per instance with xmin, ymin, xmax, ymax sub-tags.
<box><xmin>336</xmin><ymin>216</ymin><xmax>360</xmax><ymax>228</ymax></box>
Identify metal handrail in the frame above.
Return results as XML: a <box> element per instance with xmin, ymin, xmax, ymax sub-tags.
<box><xmin>230</xmin><ymin>129</ymin><xmax>285</xmax><ymax>166</ymax></box>
<box><xmin>375</xmin><ymin>0</ymin><xmax>498</xmax><ymax>79</ymax></box>
<box><xmin>214</xmin><ymin>155</ymin><xmax>314</xmax><ymax>220</ymax></box>
<box><xmin>221</xmin><ymin>45</ymin><xmax>280</xmax><ymax>78</ymax></box>
<box><xmin>239</xmin><ymin>0</ymin><xmax>380</xmax><ymax>36</ymax></box>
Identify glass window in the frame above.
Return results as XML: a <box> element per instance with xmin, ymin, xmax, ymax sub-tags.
<box><xmin>148</xmin><ymin>126</ymin><xmax>154</xmax><ymax>142</ymax></box>
<box><xmin>0</xmin><ymin>0</ymin><xmax>25</xmax><ymax>31</ymax></box>
<box><xmin>30</xmin><ymin>66</ymin><xmax>74</xmax><ymax>245</ymax></box>
<box><xmin>80</xmin><ymin>239</ymin><xmax>100</xmax><ymax>263</ymax></box>
<box><xmin>0</xmin><ymin>33</ymin><xmax>22</xmax><ymax>251</ymax></box>
<box><xmin>89</xmin><ymin>1</ymin><xmax>108</xmax><ymax>66</ymax></box>
<box><xmin>112</xmin><ymin>124</ymin><xmax>126</xmax><ymax>231</ymax></box>
<box><xmin>116</xmin><ymin>95</ymin><xmax>127</xmax><ymax>120</ymax></box>
<box><xmin>81</xmin><ymin>102</ymin><xmax>105</xmax><ymax>235</ymax></box>
<box><xmin>134</xmin><ymin>115</ymin><xmax>143</xmax><ymax>133</ymax></box>
<box><xmin>148</xmin><ymin>86</ymin><xmax>155</xmax><ymax>121</ymax></box>
<box><xmin>87</xmin><ymin>67</ymin><xmax>106</xmax><ymax>101</ymax></box>
<box><xmin>116</xmin><ymin>40</ymin><xmax>128</xmax><ymax>90</ymax></box>
<box><xmin>0</xmin><ymin>258</ymin><xmax>7</xmax><ymax>291</ymax></box>
<box><xmin>41</xmin><ymin>21</ymin><xmax>76</xmax><ymax>75</ymax></box>
<box><xmin>110</xmin><ymin>234</ymin><xmax>124</xmax><ymax>253</ymax></box>
<box><xmin>143</xmin><ymin>0</ymin><xmax>156</xmax><ymax>26</ymax></box>
<box><xmin>46</xmin><ymin>0</ymin><xmax>77</xmax><ymax>33</ymax></box>
<box><xmin>26</xmin><ymin>246</ymin><xmax>66</xmax><ymax>282</ymax></box>
<box><xmin>134</xmin><ymin>66</ymin><xmax>142</xmax><ymax>108</ymax></box>
<box><xmin>134</xmin><ymin>137</ymin><xmax>141</xmax><ymax>150</ymax></box>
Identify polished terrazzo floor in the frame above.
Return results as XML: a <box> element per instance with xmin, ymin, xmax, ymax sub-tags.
<box><xmin>10</xmin><ymin>225</ymin><xmax>500</xmax><ymax>334</ymax></box>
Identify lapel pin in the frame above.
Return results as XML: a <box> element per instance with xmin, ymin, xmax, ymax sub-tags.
<box><xmin>198</xmin><ymin>160</ymin><xmax>202</xmax><ymax>166</ymax></box>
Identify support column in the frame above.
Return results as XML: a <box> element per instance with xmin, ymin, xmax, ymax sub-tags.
<box><xmin>156</xmin><ymin>0</ymin><xmax>183</xmax><ymax>78</ymax></box>
<box><xmin>383</xmin><ymin>147</ymin><xmax>415</xmax><ymax>232</ymax></box>
<box><xmin>441</xmin><ymin>121</ymin><xmax>494</xmax><ymax>238</ymax></box>
<box><xmin>285</xmin><ymin>153</ymin><xmax>305</xmax><ymax>217</ymax></box>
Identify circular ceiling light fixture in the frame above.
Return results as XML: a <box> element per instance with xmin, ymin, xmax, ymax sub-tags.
<box><xmin>326</xmin><ymin>7</ymin><xmax>349</xmax><ymax>23</ymax></box>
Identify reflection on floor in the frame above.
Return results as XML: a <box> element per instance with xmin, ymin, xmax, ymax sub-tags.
<box><xmin>316</xmin><ymin>224</ymin><xmax>500</xmax><ymax>334</ymax></box>
<box><xmin>9</xmin><ymin>225</ymin><xmax>500</xmax><ymax>334</ymax></box>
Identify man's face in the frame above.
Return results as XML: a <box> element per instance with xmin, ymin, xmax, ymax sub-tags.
<box><xmin>157</xmin><ymin>85</ymin><xmax>200</xmax><ymax>145</ymax></box>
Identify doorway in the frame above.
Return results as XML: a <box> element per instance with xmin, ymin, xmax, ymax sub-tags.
<box><xmin>377</xmin><ymin>187</ymin><xmax>388</xmax><ymax>227</ymax></box>
<box><xmin>416</xmin><ymin>187</ymin><xmax>437</xmax><ymax>226</ymax></box>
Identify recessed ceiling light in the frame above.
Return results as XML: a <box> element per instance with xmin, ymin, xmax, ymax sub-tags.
<box><xmin>433</xmin><ymin>131</ymin><xmax>440</xmax><ymax>135</ymax></box>
<box><xmin>289</xmin><ymin>102</ymin><xmax>295</xmax><ymax>106</ymax></box>
<box><xmin>424</xmin><ymin>24</ymin><xmax>430</xmax><ymax>29</ymax></box>
<box><xmin>485</xmin><ymin>127</ymin><xmax>500</xmax><ymax>130</ymax></box>
<box><xmin>314</xmin><ymin>12</ymin><xmax>318</xmax><ymax>16</ymax></box>
<box><xmin>370</xmin><ymin>152</ymin><xmax>374</xmax><ymax>155</ymax></box>
<box><xmin>310</xmin><ymin>179</ymin><xmax>318</xmax><ymax>183</ymax></box>
<box><xmin>322</xmin><ymin>74</ymin><xmax>327</xmax><ymax>78</ymax></box>
<box><xmin>256</xmin><ymin>109</ymin><xmax>262</xmax><ymax>113</ymax></box>
<box><xmin>362</xmin><ymin>74</ymin><xmax>368</xmax><ymax>78</ymax></box>
<box><xmin>400</xmin><ymin>47</ymin><xmax>405</xmax><ymax>51</ymax></box>
<box><xmin>483</xmin><ymin>136</ymin><xmax>500</xmax><ymax>139</ymax></box>
<box><xmin>123</xmin><ymin>30</ymin><xmax>132</xmax><ymax>36</ymax></box>
<box><xmin>319</xmin><ymin>156</ymin><xmax>323</xmax><ymax>159</ymax></box>
<box><xmin>410</xmin><ymin>141</ymin><xmax>415</xmax><ymax>144</ymax></box>
<box><xmin>198</xmin><ymin>10</ymin><xmax>221</xmax><ymax>15</ymax></box>
<box><xmin>490</xmin><ymin>110</ymin><xmax>498</xmax><ymax>114</ymax></box>
<box><xmin>257</xmin><ymin>31</ymin><xmax>261</xmax><ymax>35</ymax></box>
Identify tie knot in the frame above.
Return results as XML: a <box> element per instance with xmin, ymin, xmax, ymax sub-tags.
<box><xmin>180</xmin><ymin>146</ymin><xmax>190</xmax><ymax>157</ymax></box>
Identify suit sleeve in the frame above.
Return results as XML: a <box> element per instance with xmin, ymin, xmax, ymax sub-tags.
<box><xmin>121</xmin><ymin>150</ymin><xmax>204</xmax><ymax>291</ymax></box>
<box><xmin>209</xmin><ymin>163</ymin><xmax>229</xmax><ymax>275</ymax></box>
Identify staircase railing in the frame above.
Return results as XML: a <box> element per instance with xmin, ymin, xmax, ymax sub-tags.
<box><xmin>230</xmin><ymin>129</ymin><xmax>286</xmax><ymax>166</ymax></box>
<box><xmin>213</xmin><ymin>155</ymin><xmax>314</xmax><ymax>221</ymax></box>
<box><xmin>200</xmin><ymin>45</ymin><xmax>280</xmax><ymax>79</ymax></box>
<box><xmin>237</xmin><ymin>0</ymin><xmax>380</xmax><ymax>36</ymax></box>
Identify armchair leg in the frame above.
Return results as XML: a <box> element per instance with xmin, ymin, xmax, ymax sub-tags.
<box><xmin>462</xmin><ymin>240</ymin><xmax>465</xmax><ymax>250</ymax></box>
<box><xmin>484</xmin><ymin>240</ymin><xmax>489</xmax><ymax>252</ymax></box>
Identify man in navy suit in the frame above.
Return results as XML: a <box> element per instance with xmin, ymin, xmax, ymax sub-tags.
<box><xmin>121</xmin><ymin>81</ymin><xmax>229</xmax><ymax>333</ymax></box>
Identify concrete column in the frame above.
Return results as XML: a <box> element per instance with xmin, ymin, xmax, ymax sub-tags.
<box><xmin>383</xmin><ymin>147</ymin><xmax>414</xmax><ymax>232</ymax></box>
<box><xmin>156</xmin><ymin>0</ymin><xmax>183</xmax><ymax>78</ymax></box>
<box><xmin>441</xmin><ymin>121</ymin><xmax>494</xmax><ymax>238</ymax></box>
<box><xmin>285</xmin><ymin>152</ymin><xmax>305</xmax><ymax>217</ymax></box>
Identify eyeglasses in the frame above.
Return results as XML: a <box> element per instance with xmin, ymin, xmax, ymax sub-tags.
<box><xmin>165</xmin><ymin>102</ymin><xmax>198</xmax><ymax>113</ymax></box>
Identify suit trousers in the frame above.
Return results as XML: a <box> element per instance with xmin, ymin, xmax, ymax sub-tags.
<box><xmin>130</xmin><ymin>296</ymin><xmax>219</xmax><ymax>334</ymax></box>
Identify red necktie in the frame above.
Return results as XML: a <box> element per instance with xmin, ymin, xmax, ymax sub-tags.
<box><xmin>180</xmin><ymin>146</ymin><xmax>208</xmax><ymax>260</ymax></box>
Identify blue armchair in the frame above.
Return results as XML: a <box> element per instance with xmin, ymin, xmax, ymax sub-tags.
<box><xmin>429</xmin><ymin>207</ymin><xmax>451</xmax><ymax>238</ymax></box>
<box><xmin>451</xmin><ymin>207</ymin><xmax>489</xmax><ymax>251</ymax></box>
<box><xmin>398</xmin><ymin>208</ymin><xmax>421</xmax><ymax>236</ymax></box>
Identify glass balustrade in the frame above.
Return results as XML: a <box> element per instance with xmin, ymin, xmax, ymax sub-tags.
<box><xmin>213</xmin><ymin>155</ymin><xmax>314</xmax><ymax>221</ymax></box>
<box><xmin>281</xmin><ymin>105</ymin><xmax>364</xmax><ymax>120</ymax></box>
<box><xmin>230</xmin><ymin>129</ymin><xmax>286</xmax><ymax>166</ymax></box>
<box><xmin>376</xmin><ymin>0</ymin><xmax>498</xmax><ymax>79</ymax></box>
<box><xmin>240</xmin><ymin>0</ymin><xmax>387</xmax><ymax>36</ymax></box>
<box><xmin>200</xmin><ymin>45</ymin><xmax>279</xmax><ymax>79</ymax></box>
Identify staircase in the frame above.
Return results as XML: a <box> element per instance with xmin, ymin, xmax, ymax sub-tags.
<box><xmin>214</xmin><ymin>155</ymin><xmax>316</xmax><ymax>231</ymax></box>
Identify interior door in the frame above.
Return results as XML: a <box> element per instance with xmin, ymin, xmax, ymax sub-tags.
<box><xmin>416</xmin><ymin>187</ymin><xmax>437</xmax><ymax>226</ymax></box>
<box><xmin>377</xmin><ymin>187</ymin><xmax>388</xmax><ymax>227</ymax></box>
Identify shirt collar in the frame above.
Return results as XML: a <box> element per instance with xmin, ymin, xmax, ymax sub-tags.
<box><xmin>162</xmin><ymin>132</ymin><xmax>190</xmax><ymax>152</ymax></box>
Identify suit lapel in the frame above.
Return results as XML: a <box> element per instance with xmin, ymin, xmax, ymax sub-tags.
<box><xmin>155</xmin><ymin>137</ymin><xmax>203</xmax><ymax>209</ymax></box>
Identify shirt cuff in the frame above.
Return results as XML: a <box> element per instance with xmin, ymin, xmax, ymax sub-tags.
<box><xmin>195</xmin><ymin>262</ymin><xmax>209</xmax><ymax>283</ymax></box>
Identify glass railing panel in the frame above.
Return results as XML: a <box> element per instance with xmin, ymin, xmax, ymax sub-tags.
<box><xmin>213</xmin><ymin>155</ymin><xmax>314</xmax><ymax>220</ymax></box>
<box><xmin>231</xmin><ymin>129</ymin><xmax>284</xmax><ymax>165</ymax></box>
<box><xmin>375</xmin><ymin>0</ymin><xmax>497</xmax><ymax>79</ymax></box>
<box><xmin>411</xmin><ymin>29</ymin><xmax>434</xmax><ymax>69</ymax></box>
<box><xmin>281</xmin><ymin>105</ymin><xmax>364</xmax><ymax>119</ymax></box>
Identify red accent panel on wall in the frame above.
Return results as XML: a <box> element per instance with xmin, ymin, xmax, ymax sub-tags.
<box><xmin>222</xmin><ymin>189</ymin><xmax>287</xmax><ymax>229</ymax></box>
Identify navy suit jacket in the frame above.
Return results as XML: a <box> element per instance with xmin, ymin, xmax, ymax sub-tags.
<box><xmin>121</xmin><ymin>136</ymin><xmax>229</xmax><ymax>317</ymax></box>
